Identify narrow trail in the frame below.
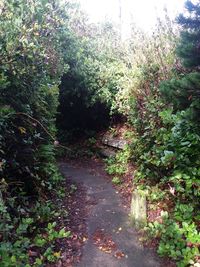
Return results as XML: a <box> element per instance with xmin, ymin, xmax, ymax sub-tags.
<box><xmin>59</xmin><ymin>160</ymin><xmax>162</xmax><ymax>267</ymax></box>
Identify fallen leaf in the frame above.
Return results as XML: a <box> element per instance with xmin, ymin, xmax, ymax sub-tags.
<box><xmin>53</xmin><ymin>251</ymin><xmax>61</xmax><ymax>258</ymax></box>
<box><xmin>18</xmin><ymin>126</ymin><xmax>26</xmax><ymax>134</ymax></box>
<box><xmin>114</xmin><ymin>251</ymin><xmax>125</xmax><ymax>259</ymax></box>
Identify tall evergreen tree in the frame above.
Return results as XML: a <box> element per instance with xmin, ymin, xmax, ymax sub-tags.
<box><xmin>176</xmin><ymin>0</ymin><xmax>200</xmax><ymax>68</ymax></box>
<box><xmin>160</xmin><ymin>0</ymin><xmax>200</xmax><ymax>114</ymax></box>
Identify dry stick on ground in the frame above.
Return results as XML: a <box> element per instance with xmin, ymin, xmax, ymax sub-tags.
<box><xmin>8</xmin><ymin>112</ymin><xmax>71</xmax><ymax>151</ymax></box>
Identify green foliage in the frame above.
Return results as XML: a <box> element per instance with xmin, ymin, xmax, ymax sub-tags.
<box><xmin>130</xmin><ymin>90</ymin><xmax>200</xmax><ymax>265</ymax></box>
<box><xmin>176</xmin><ymin>0</ymin><xmax>200</xmax><ymax>68</ymax></box>
<box><xmin>105</xmin><ymin>146</ymin><xmax>131</xmax><ymax>176</ymax></box>
<box><xmin>141</xmin><ymin>185</ymin><xmax>166</xmax><ymax>202</ymax></box>
<box><xmin>111</xmin><ymin>176</ymin><xmax>122</xmax><ymax>185</ymax></box>
<box><xmin>147</xmin><ymin>212</ymin><xmax>200</xmax><ymax>266</ymax></box>
<box><xmin>0</xmin><ymin>0</ymin><xmax>73</xmax><ymax>265</ymax></box>
<box><xmin>0</xmin><ymin>0</ymin><xmax>70</xmax><ymax>195</ymax></box>
<box><xmin>160</xmin><ymin>72</ymin><xmax>200</xmax><ymax>118</ymax></box>
<box><xmin>0</xmin><ymin>180</ymin><xmax>70</xmax><ymax>266</ymax></box>
<box><xmin>159</xmin><ymin>0</ymin><xmax>200</xmax><ymax>119</ymax></box>
<box><xmin>128</xmin><ymin>2</ymin><xmax>200</xmax><ymax>265</ymax></box>
<box><xmin>57</xmin><ymin>21</ymin><xmax>126</xmax><ymax>141</ymax></box>
<box><xmin>0</xmin><ymin>219</ymin><xmax>70</xmax><ymax>266</ymax></box>
<box><xmin>1</xmin><ymin>0</ymin><xmax>199</xmax><ymax>266</ymax></box>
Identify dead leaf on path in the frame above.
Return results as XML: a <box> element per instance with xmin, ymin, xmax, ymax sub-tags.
<box><xmin>114</xmin><ymin>251</ymin><xmax>125</xmax><ymax>259</ymax></box>
<box><xmin>82</xmin><ymin>236</ymin><xmax>87</xmax><ymax>242</ymax></box>
<box><xmin>72</xmin><ymin>234</ymin><xmax>78</xmax><ymax>240</ymax></box>
<box><xmin>99</xmin><ymin>245</ymin><xmax>112</xmax><ymax>254</ymax></box>
<box><xmin>93</xmin><ymin>229</ymin><xmax>117</xmax><ymax>254</ymax></box>
<box><xmin>116</xmin><ymin>227</ymin><xmax>122</xmax><ymax>233</ymax></box>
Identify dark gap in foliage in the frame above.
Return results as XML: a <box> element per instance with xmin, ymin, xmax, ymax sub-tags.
<box><xmin>57</xmin><ymin>73</ymin><xmax>112</xmax><ymax>142</ymax></box>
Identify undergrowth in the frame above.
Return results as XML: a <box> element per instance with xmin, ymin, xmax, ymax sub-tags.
<box><xmin>105</xmin><ymin>2</ymin><xmax>200</xmax><ymax>265</ymax></box>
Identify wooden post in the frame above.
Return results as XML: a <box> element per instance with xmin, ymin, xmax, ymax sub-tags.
<box><xmin>130</xmin><ymin>189</ymin><xmax>147</xmax><ymax>228</ymax></box>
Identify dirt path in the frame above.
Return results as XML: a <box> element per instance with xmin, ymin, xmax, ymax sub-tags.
<box><xmin>59</xmin><ymin>160</ymin><xmax>162</xmax><ymax>267</ymax></box>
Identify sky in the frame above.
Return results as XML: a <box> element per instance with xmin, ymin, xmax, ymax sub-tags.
<box><xmin>78</xmin><ymin>0</ymin><xmax>186</xmax><ymax>36</ymax></box>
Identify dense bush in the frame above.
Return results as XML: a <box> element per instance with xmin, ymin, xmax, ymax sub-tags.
<box><xmin>0</xmin><ymin>0</ymin><xmax>74</xmax><ymax>265</ymax></box>
<box><xmin>57</xmin><ymin>21</ymin><xmax>128</xmax><ymax>141</ymax></box>
<box><xmin>128</xmin><ymin>1</ymin><xmax>200</xmax><ymax>265</ymax></box>
<box><xmin>0</xmin><ymin>0</ymin><xmax>70</xmax><ymax>195</ymax></box>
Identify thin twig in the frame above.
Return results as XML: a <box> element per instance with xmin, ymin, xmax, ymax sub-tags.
<box><xmin>8</xmin><ymin>112</ymin><xmax>71</xmax><ymax>151</ymax></box>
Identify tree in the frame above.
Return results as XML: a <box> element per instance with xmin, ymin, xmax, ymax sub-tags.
<box><xmin>0</xmin><ymin>2</ymin><xmax>75</xmax><ymax>264</ymax></box>
<box><xmin>176</xmin><ymin>0</ymin><xmax>200</xmax><ymax>68</ymax></box>
<box><xmin>160</xmin><ymin>0</ymin><xmax>200</xmax><ymax>116</ymax></box>
<box><xmin>0</xmin><ymin>0</ymin><xmax>73</xmax><ymax>194</ymax></box>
